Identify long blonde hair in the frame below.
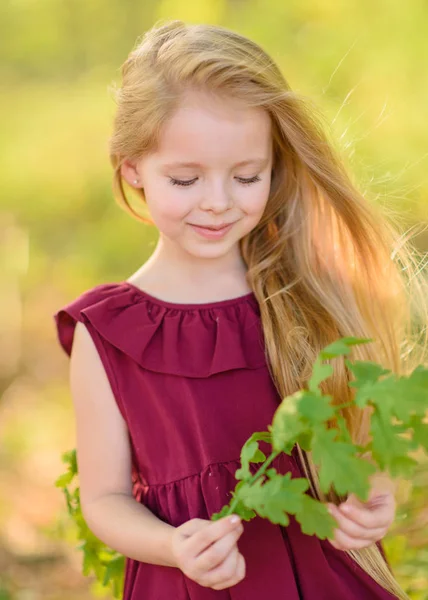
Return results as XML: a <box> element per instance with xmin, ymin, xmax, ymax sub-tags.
<box><xmin>108</xmin><ymin>20</ymin><xmax>428</xmax><ymax>598</ymax></box>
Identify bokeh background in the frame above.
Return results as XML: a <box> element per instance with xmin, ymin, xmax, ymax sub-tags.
<box><xmin>0</xmin><ymin>0</ymin><xmax>427</xmax><ymax>598</ymax></box>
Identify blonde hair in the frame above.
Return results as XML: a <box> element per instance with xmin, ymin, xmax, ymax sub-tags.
<box><xmin>108</xmin><ymin>20</ymin><xmax>428</xmax><ymax>598</ymax></box>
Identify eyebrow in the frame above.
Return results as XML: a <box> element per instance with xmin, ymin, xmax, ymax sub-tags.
<box><xmin>162</xmin><ymin>158</ymin><xmax>269</xmax><ymax>169</ymax></box>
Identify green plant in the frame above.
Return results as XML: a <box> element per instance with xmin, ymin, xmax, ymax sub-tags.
<box><xmin>55</xmin><ymin>450</ymin><xmax>125</xmax><ymax>598</ymax></box>
<box><xmin>211</xmin><ymin>337</ymin><xmax>428</xmax><ymax>536</ymax></box>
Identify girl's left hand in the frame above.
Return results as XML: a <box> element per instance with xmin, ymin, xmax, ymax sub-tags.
<box><xmin>326</xmin><ymin>476</ymin><xmax>396</xmax><ymax>551</ymax></box>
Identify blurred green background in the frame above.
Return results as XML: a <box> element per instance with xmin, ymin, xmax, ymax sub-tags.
<box><xmin>0</xmin><ymin>0</ymin><xmax>427</xmax><ymax>598</ymax></box>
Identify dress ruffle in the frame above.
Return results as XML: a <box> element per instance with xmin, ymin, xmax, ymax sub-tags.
<box><xmin>133</xmin><ymin>449</ymin><xmax>303</xmax><ymax>519</ymax></box>
<box><xmin>53</xmin><ymin>282</ymin><xmax>267</xmax><ymax>378</ymax></box>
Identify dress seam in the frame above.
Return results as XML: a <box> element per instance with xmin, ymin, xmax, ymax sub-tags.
<box><xmin>142</xmin><ymin>456</ymin><xmax>245</xmax><ymax>488</ymax></box>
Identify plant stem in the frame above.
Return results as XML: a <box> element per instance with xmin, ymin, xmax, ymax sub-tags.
<box><xmin>228</xmin><ymin>448</ymin><xmax>282</xmax><ymax>515</ymax></box>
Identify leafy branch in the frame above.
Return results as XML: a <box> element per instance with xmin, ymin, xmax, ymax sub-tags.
<box><xmin>210</xmin><ymin>337</ymin><xmax>428</xmax><ymax>540</ymax></box>
<box><xmin>55</xmin><ymin>450</ymin><xmax>125</xmax><ymax>598</ymax></box>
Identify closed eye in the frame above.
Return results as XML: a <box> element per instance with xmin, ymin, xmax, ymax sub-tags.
<box><xmin>169</xmin><ymin>175</ymin><xmax>261</xmax><ymax>187</ymax></box>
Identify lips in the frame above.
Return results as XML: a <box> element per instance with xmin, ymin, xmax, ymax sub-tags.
<box><xmin>191</xmin><ymin>223</ymin><xmax>232</xmax><ymax>230</ymax></box>
<box><xmin>188</xmin><ymin>222</ymin><xmax>235</xmax><ymax>239</ymax></box>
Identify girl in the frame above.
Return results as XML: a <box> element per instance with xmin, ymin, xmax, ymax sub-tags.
<box><xmin>53</xmin><ymin>20</ymin><xmax>427</xmax><ymax>600</ymax></box>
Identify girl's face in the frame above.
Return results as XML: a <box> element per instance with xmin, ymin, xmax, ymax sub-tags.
<box><xmin>122</xmin><ymin>90</ymin><xmax>273</xmax><ymax>261</ymax></box>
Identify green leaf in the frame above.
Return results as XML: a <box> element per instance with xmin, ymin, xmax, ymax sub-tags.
<box><xmin>319</xmin><ymin>337</ymin><xmax>373</xmax><ymax>359</ymax></box>
<box><xmin>265</xmin><ymin>468</ymin><xmax>278</xmax><ymax>479</ymax></box>
<box><xmin>62</xmin><ymin>449</ymin><xmax>78</xmax><ymax>475</ymax></box>
<box><xmin>296</xmin><ymin>430</ymin><xmax>313</xmax><ymax>451</ymax></box>
<box><xmin>309</xmin><ymin>337</ymin><xmax>373</xmax><ymax>396</ymax></box>
<box><xmin>55</xmin><ymin>470</ymin><xmax>74</xmax><ymax>488</ymax></box>
<box><xmin>211</xmin><ymin>501</ymin><xmax>256</xmax><ymax>522</ymax></box>
<box><xmin>102</xmin><ymin>555</ymin><xmax>125</xmax><ymax>586</ymax></box>
<box><xmin>388</xmin><ymin>455</ymin><xmax>419</xmax><ymax>478</ymax></box>
<box><xmin>308</xmin><ymin>361</ymin><xmax>333</xmax><ymax>393</ymax></box>
<box><xmin>82</xmin><ymin>544</ymin><xmax>103</xmax><ymax>578</ymax></box>
<box><xmin>370</xmin><ymin>410</ymin><xmax>419</xmax><ymax>476</ymax></box>
<box><xmin>298</xmin><ymin>391</ymin><xmax>336</xmax><ymax>424</ymax></box>
<box><xmin>350</xmin><ymin>362</ymin><xmax>428</xmax><ymax>422</ymax></box>
<box><xmin>311</xmin><ymin>427</ymin><xmax>376</xmax><ymax>499</ymax></box>
<box><xmin>237</xmin><ymin>472</ymin><xmax>309</xmax><ymax>526</ymax></box>
<box><xmin>393</xmin><ymin>366</ymin><xmax>428</xmax><ymax>420</ymax></box>
<box><xmin>235</xmin><ymin>433</ymin><xmax>270</xmax><ymax>480</ymax></box>
<box><xmin>271</xmin><ymin>391</ymin><xmax>309</xmax><ymax>452</ymax></box>
<box><xmin>333</xmin><ymin>413</ymin><xmax>354</xmax><ymax>444</ymax></box>
<box><xmin>295</xmin><ymin>495</ymin><xmax>337</xmax><ymax>539</ymax></box>
<box><xmin>409</xmin><ymin>415</ymin><xmax>428</xmax><ymax>453</ymax></box>
<box><xmin>346</xmin><ymin>360</ymin><xmax>390</xmax><ymax>387</ymax></box>
<box><xmin>210</xmin><ymin>505</ymin><xmax>232</xmax><ymax>521</ymax></box>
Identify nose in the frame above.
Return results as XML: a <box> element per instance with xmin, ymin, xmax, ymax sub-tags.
<box><xmin>199</xmin><ymin>180</ymin><xmax>233</xmax><ymax>213</ymax></box>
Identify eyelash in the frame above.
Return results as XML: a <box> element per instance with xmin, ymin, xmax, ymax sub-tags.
<box><xmin>169</xmin><ymin>175</ymin><xmax>261</xmax><ymax>187</ymax></box>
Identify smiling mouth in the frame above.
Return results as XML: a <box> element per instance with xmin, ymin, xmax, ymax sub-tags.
<box><xmin>189</xmin><ymin>223</ymin><xmax>234</xmax><ymax>230</ymax></box>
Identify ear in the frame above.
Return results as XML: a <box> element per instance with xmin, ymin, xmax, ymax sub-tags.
<box><xmin>120</xmin><ymin>159</ymin><xmax>141</xmax><ymax>188</ymax></box>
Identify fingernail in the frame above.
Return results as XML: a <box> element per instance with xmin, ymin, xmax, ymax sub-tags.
<box><xmin>230</xmin><ymin>515</ymin><xmax>240</xmax><ymax>524</ymax></box>
<box><xmin>341</xmin><ymin>505</ymin><xmax>351</xmax><ymax>513</ymax></box>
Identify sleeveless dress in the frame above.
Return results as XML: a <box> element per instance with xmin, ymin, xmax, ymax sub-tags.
<box><xmin>53</xmin><ymin>281</ymin><xmax>395</xmax><ymax>600</ymax></box>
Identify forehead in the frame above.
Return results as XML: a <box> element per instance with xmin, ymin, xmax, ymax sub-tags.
<box><xmin>154</xmin><ymin>91</ymin><xmax>272</xmax><ymax>164</ymax></box>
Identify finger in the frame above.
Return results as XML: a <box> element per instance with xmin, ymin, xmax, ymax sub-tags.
<box><xmin>211</xmin><ymin>551</ymin><xmax>246</xmax><ymax>591</ymax></box>
<box><xmin>328</xmin><ymin>529</ymin><xmax>375</xmax><ymax>551</ymax></box>
<box><xmin>338</xmin><ymin>497</ymin><xmax>394</xmax><ymax>529</ymax></box>
<box><xmin>179</xmin><ymin>518</ymin><xmax>211</xmax><ymax>539</ymax></box>
<box><xmin>186</xmin><ymin>515</ymin><xmax>242</xmax><ymax>557</ymax></box>
<box><xmin>204</xmin><ymin>547</ymin><xmax>240</xmax><ymax>589</ymax></box>
<box><xmin>211</xmin><ymin>552</ymin><xmax>243</xmax><ymax>590</ymax></box>
<box><xmin>344</xmin><ymin>490</ymin><xmax>395</xmax><ymax>512</ymax></box>
<box><xmin>196</xmin><ymin>525</ymin><xmax>244</xmax><ymax>572</ymax></box>
<box><xmin>327</xmin><ymin>504</ymin><xmax>387</xmax><ymax>541</ymax></box>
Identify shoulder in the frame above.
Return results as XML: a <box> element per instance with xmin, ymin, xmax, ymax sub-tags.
<box><xmin>69</xmin><ymin>320</ymin><xmax>117</xmax><ymax>407</ymax></box>
<box><xmin>67</xmin><ymin>303</ymin><xmax>129</xmax><ymax>422</ymax></box>
<box><xmin>71</xmin><ymin>320</ymin><xmax>101</xmax><ymax>365</ymax></box>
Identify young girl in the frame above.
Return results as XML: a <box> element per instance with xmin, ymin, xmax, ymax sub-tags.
<box><xmin>53</xmin><ymin>20</ymin><xmax>427</xmax><ymax>600</ymax></box>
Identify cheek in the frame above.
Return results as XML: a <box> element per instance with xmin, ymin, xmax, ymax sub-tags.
<box><xmin>145</xmin><ymin>182</ymin><xmax>189</xmax><ymax>217</ymax></box>
<box><xmin>160</xmin><ymin>200</ymin><xmax>189</xmax><ymax>220</ymax></box>
<box><xmin>240</xmin><ymin>182</ymin><xmax>271</xmax><ymax>219</ymax></box>
<box><xmin>145</xmin><ymin>189</ymin><xmax>192</xmax><ymax>235</ymax></box>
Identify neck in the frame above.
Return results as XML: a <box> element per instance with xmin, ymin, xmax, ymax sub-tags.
<box><xmin>130</xmin><ymin>235</ymin><xmax>251</xmax><ymax>299</ymax></box>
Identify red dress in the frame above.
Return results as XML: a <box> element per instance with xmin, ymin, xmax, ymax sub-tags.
<box><xmin>53</xmin><ymin>281</ymin><xmax>395</xmax><ymax>599</ymax></box>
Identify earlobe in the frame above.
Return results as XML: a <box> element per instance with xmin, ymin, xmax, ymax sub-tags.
<box><xmin>120</xmin><ymin>159</ymin><xmax>140</xmax><ymax>187</ymax></box>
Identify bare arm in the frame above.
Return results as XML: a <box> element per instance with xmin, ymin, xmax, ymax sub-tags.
<box><xmin>69</xmin><ymin>321</ymin><xmax>177</xmax><ymax>568</ymax></box>
<box><xmin>82</xmin><ymin>493</ymin><xmax>176</xmax><ymax>567</ymax></box>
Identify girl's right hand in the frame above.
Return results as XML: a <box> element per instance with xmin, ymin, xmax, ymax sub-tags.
<box><xmin>170</xmin><ymin>514</ymin><xmax>246</xmax><ymax>590</ymax></box>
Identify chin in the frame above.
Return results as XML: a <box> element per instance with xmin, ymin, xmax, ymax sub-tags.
<box><xmin>183</xmin><ymin>241</ymin><xmax>240</xmax><ymax>259</ymax></box>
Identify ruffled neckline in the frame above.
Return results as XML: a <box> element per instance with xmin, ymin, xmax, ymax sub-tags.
<box><xmin>56</xmin><ymin>281</ymin><xmax>267</xmax><ymax>378</ymax></box>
